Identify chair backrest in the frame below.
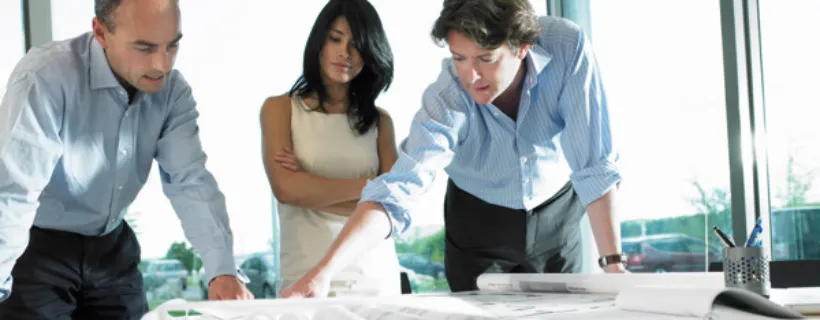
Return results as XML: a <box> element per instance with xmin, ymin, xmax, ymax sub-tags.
<box><xmin>709</xmin><ymin>260</ymin><xmax>820</xmax><ymax>288</ymax></box>
<box><xmin>400</xmin><ymin>272</ymin><xmax>412</xmax><ymax>294</ymax></box>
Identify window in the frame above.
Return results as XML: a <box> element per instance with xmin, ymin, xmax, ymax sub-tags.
<box><xmin>50</xmin><ymin>2</ymin><xmax>94</xmax><ymax>41</ymax></box>
<box><xmin>590</xmin><ymin>0</ymin><xmax>732</xmax><ymax>272</ymax></box>
<box><xmin>0</xmin><ymin>1</ymin><xmax>24</xmax><ymax>100</ymax></box>
<box><xmin>758</xmin><ymin>0</ymin><xmax>820</xmax><ymax>261</ymax></box>
<box><xmin>684</xmin><ymin>239</ymin><xmax>707</xmax><ymax>254</ymax></box>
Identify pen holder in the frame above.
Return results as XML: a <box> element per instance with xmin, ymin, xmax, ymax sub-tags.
<box><xmin>723</xmin><ymin>246</ymin><xmax>771</xmax><ymax>298</ymax></box>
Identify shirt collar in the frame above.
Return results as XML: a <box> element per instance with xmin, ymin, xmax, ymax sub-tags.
<box><xmin>89</xmin><ymin>37</ymin><xmax>122</xmax><ymax>90</ymax></box>
<box><xmin>524</xmin><ymin>43</ymin><xmax>552</xmax><ymax>89</ymax></box>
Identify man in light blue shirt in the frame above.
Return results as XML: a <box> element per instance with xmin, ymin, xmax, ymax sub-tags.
<box><xmin>283</xmin><ymin>0</ymin><xmax>628</xmax><ymax>297</ymax></box>
<box><xmin>0</xmin><ymin>0</ymin><xmax>251</xmax><ymax>318</ymax></box>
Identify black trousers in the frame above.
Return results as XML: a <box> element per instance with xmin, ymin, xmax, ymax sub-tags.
<box><xmin>0</xmin><ymin>222</ymin><xmax>147</xmax><ymax>319</ymax></box>
<box><xmin>444</xmin><ymin>180</ymin><xmax>586</xmax><ymax>292</ymax></box>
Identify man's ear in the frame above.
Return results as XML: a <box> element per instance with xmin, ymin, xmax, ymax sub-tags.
<box><xmin>516</xmin><ymin>43</ymin><xmax>533</xmax><ymax>59</ymax></box>
<box><xmin>91</xmin><ymin>17</ymin><xmax>109</xmax><ymax>49</ymax></box>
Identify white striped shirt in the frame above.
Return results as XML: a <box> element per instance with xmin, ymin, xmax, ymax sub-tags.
<box><xmin>361</xmin><ymin>16</ymin><xmax>621</xmax><ymax>235</ymax></box>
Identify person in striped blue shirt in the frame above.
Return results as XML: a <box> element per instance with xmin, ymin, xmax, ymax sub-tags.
<box><xmin>282</xmin><ymin>0</ymin><xmax>627</xmax><ymax>297</ymax></box>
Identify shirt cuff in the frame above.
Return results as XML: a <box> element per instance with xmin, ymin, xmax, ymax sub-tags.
<box><xmin>570</xmin><ymin>162</ymin><xmax>622</xmax><ymax>207</ymax></box>
<box><xmin>359</xmin><ymin>180</ymin><xmax>413</xmax><ymax>237</ymax></box>
<box><xmin>200</xmin><ymin>248</ymin><xmax>238</xmax><ymax>285</ymax></box>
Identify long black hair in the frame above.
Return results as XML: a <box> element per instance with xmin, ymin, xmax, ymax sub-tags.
<box><xmin>289</xmin><ymin>0</ymin><xmax>394</xmax><ymax>135</ymax></box>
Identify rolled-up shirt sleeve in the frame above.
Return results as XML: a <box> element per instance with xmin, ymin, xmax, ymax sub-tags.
<box><xmin>155</xmin><ymin>73</ymin><xmax>236</xmax><ymax>285</ymax></box>
<box><xmin>558</xmin><ymin>29</ymin><xmax>622</xmax><ymax>207</ymax></box>
<box><xmin>0</xmin><ymin>72</ymin><xmax>64</xmax><ymax>289</ymax></box>
<box><xmin>360</xmin><ymin>77</ymin><xmax>469</xmax><ymax>236</ymax></box>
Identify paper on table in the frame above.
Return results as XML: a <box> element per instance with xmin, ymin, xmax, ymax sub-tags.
<box><xmin>345</xmin><ymin>304</ymin><xmax>495</xmax><ymax>320</ymax></box>
<box><xmin>142</xmin><ymin>295</ymin><xmax>495</xmax><ymax>320</ymax></box>
<box><xmin>771</xmin><ymin>288</ymin><xmax>820</xmax><ymax>315</ymax></box>
<box><xmin>444</xmin><ymin>291</ymin><xmax>616</xmax><ymax>318</ymax></box>
<box><xmin>616</xmin><ymin>286</ymin><xmax>805</xmax><ymax>319</ymax></box>
<box><xmin>476</xmin><ymin>273</ymin><xmax>725</xmax><ymax>295</ymax></box>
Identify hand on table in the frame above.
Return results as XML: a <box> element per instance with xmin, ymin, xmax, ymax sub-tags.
<box><xmin>604</xmin><ymin>263</ymin><xmax>630</xmax><ymax>273</ymax></box>
<box><xmin>280</xmin><ymin>266</ymin><xmax>331</xmax><ymax>298</ymax></box>
<box><xmin>208</xmin><ymin>275</ymin><xmax>254</xmax><ymax>300</ymax></box>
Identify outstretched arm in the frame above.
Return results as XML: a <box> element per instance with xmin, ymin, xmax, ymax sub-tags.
<box><xmin>155</xmin><ymin>74</ymin><xmax>252</xmax><ymax>299</ymax></box>
<box><xmin>557</xmin><ymin>29</ymin><xmax>624</xmax><ymax>272</ymax></box>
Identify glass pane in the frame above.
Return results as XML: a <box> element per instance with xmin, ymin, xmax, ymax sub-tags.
<box><xmin>758</xmin><ymin>0</ymin><xmax>820</xmax><ymax>261</ymax></box>
<box><xmin>50</xmin><ymin>1</ymin><xmax>95</xmax><ymax>41</ymax></box>
<box><xmin>590</xmin><ymin>0</ymin><xmax>731</xmax><ymax>272</ymax></box>
<box><xmin>0</xmin><ymin>1</ymin><xmax>24</xmax><ymax>100</ymax></box>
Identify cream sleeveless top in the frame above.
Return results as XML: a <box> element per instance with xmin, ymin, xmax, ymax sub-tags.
<box><xmin>278</xmin><ymin>95</ymin><xmax>400</xmax><ymax>296</ymax></box>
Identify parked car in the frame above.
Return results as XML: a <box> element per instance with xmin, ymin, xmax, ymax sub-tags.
<box><xmin>141</xmin><ymin>259</ymin><xmax>188</xmax><ymax>296</ymax></box>
<box><xmin>239</xmin><ymin>252</ymin><xmax>278</xmax><ymax>299</ymax></box>
<box><xmin>398</xmin><ymin>253</ymin><xmax>445</xmax><ymax>279</ymax></box>
<box><xmin>622</xmin><ymin>234</ymin><xmax>721</xmax><ymax>273</ymax></box>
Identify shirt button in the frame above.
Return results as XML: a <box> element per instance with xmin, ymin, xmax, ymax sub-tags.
<box><xmin>117</xmin><ymin>185</ymin><xmax>123</xmax><ymax>191</ymax></box>
<box><xmin>520</xmin><ymin>157</ymin><xmax>527</xmax><ymax>164</ymax></box>
<box><xmin>120</xmin><ymin>149</ymin><xmax>128</xmax><ymax>155</ymax></box>
<box><xmin>523</xmin><ymin>177</ymin><xmax>530</xmax><ymax>183</ymax></box>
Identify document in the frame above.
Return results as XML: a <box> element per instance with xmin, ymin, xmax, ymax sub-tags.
<box><xmin>471</xmin><ymin>273</ymin><xmax>806</xmax><ymax>319</ymax></box>
<box><xmin>142</xmin><ymin>273</ymin><xmax>807</xmax><ymax>320</ymax></box>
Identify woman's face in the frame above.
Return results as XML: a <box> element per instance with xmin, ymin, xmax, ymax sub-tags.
<box><xmin>319</xmin><ymin>17</ymin><xmax>364</xmax><ymax>85</ymax></box>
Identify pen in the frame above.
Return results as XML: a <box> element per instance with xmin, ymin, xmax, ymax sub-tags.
<box><xmin>712</xmin><ymin>226</ymin><xmax>736</xmax><ymax>248</ymax></box>
<box><xmin>745</xmin><ymin>219</ymin><xmax>763</xmax><ymax>247</ymax></box>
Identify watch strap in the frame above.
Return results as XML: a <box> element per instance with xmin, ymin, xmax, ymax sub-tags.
<box><xmin>598</xmin><ymin>253</ymin><xmax>627</xmax><ymax>268</ymax></box>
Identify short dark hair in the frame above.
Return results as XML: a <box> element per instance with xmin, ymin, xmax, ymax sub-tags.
<box><xmin>95</xmin><ymin>0</ymin><xmax>122</xmax><ymax>31</ymax></box>
<box><xmin>95</xmin><ymin>0</ymin><xmax>179</xmax><ymax>32</ymax></box>
<box><xmin>289</xmin><ymin>0</ymin><xmax>394</xmax><ymax>135</ymax></box>
<box><xmin>431</xmin><ymin>0</ymin><xmax>540</xmax><ymax>50</ymax></box>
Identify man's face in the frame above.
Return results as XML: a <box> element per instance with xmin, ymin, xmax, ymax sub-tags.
<box><xmin>92</xmin><ymin>0</ymin><xmax>182</xmax><ymax>94</ymax></box>
<box><xmin>447</xmin><ymin>31</ymin><xmax>529</xmax><ymax>105</ymax></box>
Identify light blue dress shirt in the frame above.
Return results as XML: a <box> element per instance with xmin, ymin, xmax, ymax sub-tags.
<box><xmin>0</xmin><ymin>32</ymin><xmax>236</xmax><ymax>292</ymax></box>
<box><xmin>360</xmin><ymin>16</ymin><xmax>622</xmax><ymax>235</ymax></box>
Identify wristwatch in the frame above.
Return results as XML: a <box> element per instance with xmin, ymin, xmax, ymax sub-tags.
<box><xmin>598</xmin><ymin>253</ymin><xmax>627</xmax><ymax>268</ymax></box>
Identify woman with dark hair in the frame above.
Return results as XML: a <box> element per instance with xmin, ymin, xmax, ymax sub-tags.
<box><xmin>260</xmin><ymin>0</ymin><xmax>400</xmax><ymax>297</ymax></box>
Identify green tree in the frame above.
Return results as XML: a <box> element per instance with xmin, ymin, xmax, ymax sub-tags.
<box><xmin>777</xmin><ymin>151</ymin><xmax>815</xmax><ymax>208</ymax></box>
<box><xmin>165</xmin><ymin>241</ymin><xmax>201</xmax><ymax>275</ymax></box>
<box><xmin>396</xmin><ymin>229</ymin><xmax>446</xmax><ymax>263</ymax></box>
<box><xmin>688</xmin><ymin>178</ymin><xmax>731</xmax><ymax>239</ymax></box>
<box><xmin>411</xmin><ymin>229</ymin><xmax>445</xmax><ymax>263</ymax></box>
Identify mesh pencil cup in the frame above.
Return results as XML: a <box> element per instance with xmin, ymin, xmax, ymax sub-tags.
<box><xmin>723</xmin><ymin>246</ymin><xmax>771</xmax><ymax>297</ymax></box>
